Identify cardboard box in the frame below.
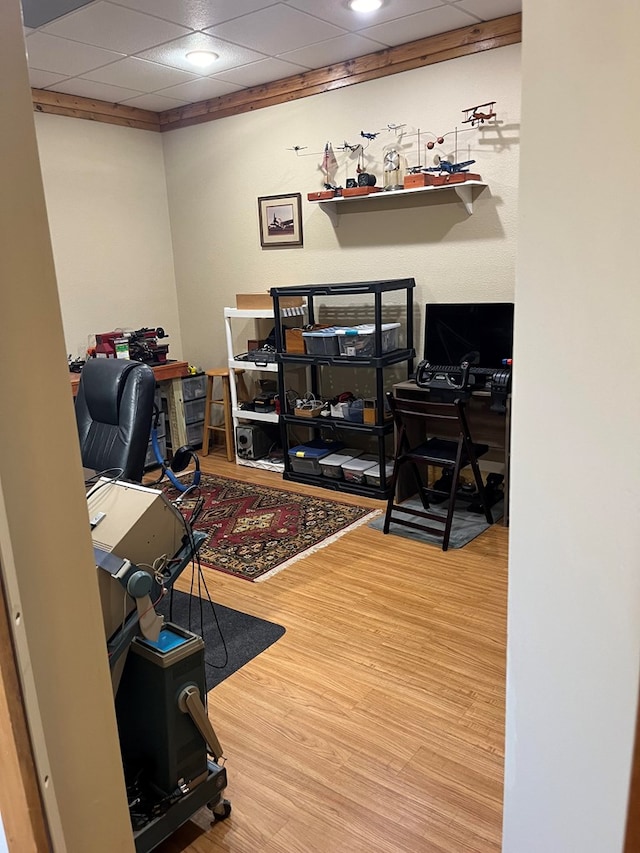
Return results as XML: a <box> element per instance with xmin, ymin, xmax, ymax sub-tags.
<box><xmin>235</xmin><ymin>292</ymin><xmax>304</xmax><ymax>310</ymax></box>
<box><xmin>285</xmin><ymin>325</ymin><xmax>331</xmax><ymax>354</ymax></box>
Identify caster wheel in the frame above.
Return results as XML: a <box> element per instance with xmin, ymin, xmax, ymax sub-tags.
<box><xmin>208</xmin><ymin>798</ymin><xmax>231</xmax><ymax>823</ymax></box>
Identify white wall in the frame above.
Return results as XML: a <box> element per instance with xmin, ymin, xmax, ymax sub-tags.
<box><xmin>162</xmin><ymin>44</ymin><xmax>521</xmax><ymax>372</ymax></box>
<box><xmin>503</xmin><ymin>3</ymin><xmax>640</xmax><ymax>851</ymax></box>
<box><xmin>1</xmin><ymin>1</ymin><xmax>135</xmax><ymax>848</ymax></box>
<box><xmin>34</xmin><ymin>113</ymin><xmax>184</xmax><ymax>361</ymax></box>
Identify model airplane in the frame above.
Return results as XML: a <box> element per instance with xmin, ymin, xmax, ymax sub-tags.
<box><xmin>461</xmin><ymin>102</ymin><xmax>496</xmax><ymax>126</ymax></box>
<box><xmin>287</xmin><ymin>145</ymin><xmax>307</xmax><ymax>152</ymax></box>
<box><xmin>360</xmin><ymin>130</ymin><xmax>379</xmax><ymax>141</ymax></box>
<box><xmin>337</xmin><ymin>140</ymin><xmax>361</xmax><ymax>152</ymax></box>
<box><xmin>425</xmin><ymin>158</ymin><xmax>476</xmax><ymax>174</ymax></box>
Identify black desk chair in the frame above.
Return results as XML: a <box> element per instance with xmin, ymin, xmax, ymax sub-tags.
<box><xmin>75</xmin><ymin>358</ymin><xmax>155</xmax><ymax>483</ymax></box>
<box><xmin>383</xmin><ymin>391</ymin><xmax>493</xmax><ymax>551</ymax></box>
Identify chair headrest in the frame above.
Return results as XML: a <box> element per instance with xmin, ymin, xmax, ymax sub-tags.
<box><xmin>81</xmin><ymin>358</ymin><xmax>143</xmax><ymax>424</ymax></box>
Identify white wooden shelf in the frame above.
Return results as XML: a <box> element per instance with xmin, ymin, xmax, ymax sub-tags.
<box><xmin>224</xmin><ymin>302</ymin><xmax>298</xmax><ymax>470</ymax></box>
<box><xmin>232</xmin><ymin>407</ymin><xmax>278</xmax><ymax>424</ymax></box>
<box><xmin>308</xmin><ymin>180</ymin><xmax>487</xmax><ymax>224</ymax></box>
<box><xmin>235</xmin><ymin>456</ymin><xmax>284</xmax><ymax>473</ymax></box>
<box><xmin>228</xmin><ymin>358</ymin><xmax>278</xmax><ymax>373</ymax></box>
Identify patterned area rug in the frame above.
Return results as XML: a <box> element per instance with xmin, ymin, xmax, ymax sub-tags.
<box><xmin>163</xmin><ymin>473</ymin><xmax>378</xmax><ymax>582</ymax></box>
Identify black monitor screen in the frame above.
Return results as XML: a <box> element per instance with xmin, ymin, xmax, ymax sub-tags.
<box><xmin>424</xmin><ymin>302</ymin><xmax>514</xmax><ymax>369</ymax></box>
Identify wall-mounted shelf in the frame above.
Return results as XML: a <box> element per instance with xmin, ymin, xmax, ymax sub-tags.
<box><xmin>308</xmin><ymin>180</ymin><xmax>487</xmax><ymax>225</ymax></box>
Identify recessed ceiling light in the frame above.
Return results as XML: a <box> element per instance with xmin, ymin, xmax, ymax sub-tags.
<box><xmin>349</xmin><ymin>0</ymin><xmax>383</xmax><ymax>12</ymax></box>
<box><xmin>185</xmin><ymin>50</ymin><xmax>219</xmax><ymax>68</ymax></box>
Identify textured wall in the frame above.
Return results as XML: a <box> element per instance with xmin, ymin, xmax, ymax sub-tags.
<box><xmin>35</xmin><ymin>113</ymin><xmax>184</xmax><ymax>361</ymax></box>
<box><xmin>504</xmin><ymin>3</ymin><xmax>640</xmax><ymax>851</ymax></box>
<box><xmin>162</xmin><ymin>44</ymin><xmax>521</xmax><ymax>372</ymax></box>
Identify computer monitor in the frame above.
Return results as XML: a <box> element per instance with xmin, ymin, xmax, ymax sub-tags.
<box><xmin>423</xmin><ymin>302</ymin><xmax>514</xmax><ymax>369</ymax></box>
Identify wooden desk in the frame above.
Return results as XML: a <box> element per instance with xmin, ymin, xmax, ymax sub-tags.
<box><xmin>392</xmin><ymin>380</ymin><xmax>511</xmax><ymax>524</ymax></box>
<box><xmin>71</xmin><ymin>360</ymin><xmax>190</xmax><ymax>448</ymax></box>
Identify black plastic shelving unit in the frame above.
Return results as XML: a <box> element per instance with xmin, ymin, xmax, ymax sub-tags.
<box><xmin>270</xmin><ymin>278</ymin><xmax>416</xmax><ymax>500</ymax></box>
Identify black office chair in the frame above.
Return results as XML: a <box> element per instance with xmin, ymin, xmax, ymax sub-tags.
<box><xmin>75</xmin><ymin>358</ymin><xmax>156</xmax><ymax>483</ymax></box>
<box><xmin>383</xmin><ymin>391</ymin><xmax>494</xmax><ymax>551</ymax></box>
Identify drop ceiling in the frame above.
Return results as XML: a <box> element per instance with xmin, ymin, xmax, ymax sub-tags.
<box><xmin>22</xmin><ymin>0</ymin><xmax>522</xmax><ymax>113</ymax></box>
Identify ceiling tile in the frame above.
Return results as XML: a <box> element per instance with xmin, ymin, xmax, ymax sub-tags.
<box><xmin>110</xmin><ymin>0</ymin><xmax>278</xmax><ymax>29</ymax></box>
<box><xmin>82</xmin><ymin>56</ymin><xmax>197</xmax><ymax>91</ymax></box>
<box><xmin>284</xmin><ymin>0</ymin><xmax>445</xmax><ymax>32</ymax></box>
<box><xmin>25</xmin><ymin>31</ymin><xmax>124</xmax><ymax>76</ymax></box>
<box><xmin>136</xmin><ymin>32</ymin><xmax>267</xmax><ymax>73</ymax></box>
<box><xmin>209</xmin><ymin>5</ymin><xmax>347</xmax><ymax>55</ymax></box>
<box><xmin>119</xmin><ymin>92</ymin><xmax>191</xmax><ymax>111</ymax></box>
<box><xmin>21</xmin><ymin>0</ymin><xmax>95</xmax><ymax>29</ymax></box>
<box><xmin>359</xmin><ymin>5</ymin><xmax>480</xmax><ymax>46</ymax></box>
<box><xmin>213</xmin><ymin>57</ymin><xmax>309</xmax><ymax>87</ymax></box>
<box><xmin>52</xmin><ymin>77</ymin><xmax>144</xmax><ymax>101</ymax></box>
<box><xmin>156</xmin><ymin>77</ymin><xmax>244</xmax><ymax>101</ymax></box>
<box><xmin>454</xmin><ymin>0</ymin><xmax>521</xmax><ymax>19</ymax></box>
<box><xmin>29</xmin><ymin>68</ymin><xmax>68</xmax><ymax>88</ymax></box>
<box><xmin>41</xmin><ymin>1</ymin><xmax>190</xmax><ymax>54</ymax></box>
<box><xmin>279</xmin><ymin>33</ymin><xmax>387</xmax><ymax>68</ymax></box>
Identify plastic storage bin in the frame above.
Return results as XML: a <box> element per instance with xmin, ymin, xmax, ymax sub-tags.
<box><xmin>364</xmin><ymin>461</ymin><xmax>395</xmax><ymax>488</ymax></box>
<box><xmin>319</xmin><ymin>448</ymin><xmax>363</xmax><ymax>479</ymax></box>
<box><xmin>182</xmin><ymin>374</ymin><xmax>206</xmax><ymax>401</ymax></box>
<box><xmin>184</xmin><ymin>397</ymin><xmax>206</xmax><ymax>424</ymax></box>
<box><xmin>288</xmin><ymin>440</ymin><xmax>343</xmax><ymax>475</ymax></box>
<box><xmin>302</xmin><ymin>327</ymin><xmax>342</xmax><ymax>356</ymax></box>
<box><xmin>336</xmin><ymin>323</ymin><xmax>400</xmax><ymax>357</ymax></box>
<box><xmin>342</xmin><ymin>454</ymin><xmax>378</xmax><ymax>484</ymax></box>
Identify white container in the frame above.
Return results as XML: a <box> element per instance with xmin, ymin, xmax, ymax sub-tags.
<box><xmin>342</xmin><ymin>454</ymin><xmax>378</xmax><ymax>484</ymax></box>
<box><xmin>319</xmin><ymin>448</ymin><xmax>363</xmax><ymax>479</ymax></box>
<box><xmin>364</xmin><ymin>461</ymin><xmax>395</xmax><ymax>488</ymax></box>
<box><xmin>335</xmin><ymin>323</ymin><xmax>400</xmax><ymax>357</ymax></box>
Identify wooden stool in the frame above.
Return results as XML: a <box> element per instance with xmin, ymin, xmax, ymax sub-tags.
<box><xmin>202</xmin><ymin>369</ymin><xmax>235</xmax><ymax>461</ymax></box>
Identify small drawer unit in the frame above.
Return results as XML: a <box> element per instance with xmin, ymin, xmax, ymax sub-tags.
<box><xmin>335</xmin><ymin>323</ymin><xmax>400</xmax><ymax>357</ymax></box>
<box><xmin>186</xmin><ymin>421</ymin><xmax>204</xmax><ymax>447</ymax></box>
<box><xmin>182</xmin><ymin>374</ymin><xmax>207</xmax><ymax>401</ymax></box>
<box><xmin>184</xmin><ymin>397</ymin><xmax>206</xmax><ymax>424</ymax></box>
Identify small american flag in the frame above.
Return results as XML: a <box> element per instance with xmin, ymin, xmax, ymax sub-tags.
<box><xmin>321</xmin><ymin>142</ymin><xmax>338</xmax><ymax>176</ymax></box>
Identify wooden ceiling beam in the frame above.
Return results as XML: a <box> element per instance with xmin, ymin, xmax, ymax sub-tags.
<box><xmin>31</xmin><ymin>89</ymin><xmax>160</xmax><ymax>132</ymax></box>
<box><xmin>30</xmin><ymin>13</ymin><xmax>521</xmax><ymax>133</ymax></box>
<box><xmin>158</xmin><ymin>14</ymin><xmax>521</xmax><ymax>132</ymax></box>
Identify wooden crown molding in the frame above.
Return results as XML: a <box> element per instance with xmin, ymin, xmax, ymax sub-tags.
<box><xmin>31</xmin><ymin>13</ymin><xmax>521</xmax><ymax>134</ymax></box>
<box><xmin>31</xmin><ymin>89</ymin><xmax>160</xmax><ymax>132</ymax></box>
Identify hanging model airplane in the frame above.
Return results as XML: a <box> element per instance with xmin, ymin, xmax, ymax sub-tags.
<box><xmin>360</xmin><ymin>130</ymin><xmax>380</xmax><ymax>141</ymax></box>
<box><xmin>461</xmin><ymin>102</ymin><xmax>497</xmax><ymax>126</ymax></box>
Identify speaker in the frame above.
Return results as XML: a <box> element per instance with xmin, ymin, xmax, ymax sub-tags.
<box><xmin>235</xmin><ymin>425</ymin><xmax>271</xmax><ymax>460</ymax></box>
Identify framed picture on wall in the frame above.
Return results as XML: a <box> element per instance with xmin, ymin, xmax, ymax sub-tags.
<box><xmin>258</xmin><ymin>193</ymin><xmax>303</xmax><ymax>249</ymax></box>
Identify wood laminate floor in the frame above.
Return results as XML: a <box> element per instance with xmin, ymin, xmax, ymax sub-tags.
<box><xmin>153</xmin><ymin>448</ymin><xmax>508</xmax><ymax>853</ymax></box>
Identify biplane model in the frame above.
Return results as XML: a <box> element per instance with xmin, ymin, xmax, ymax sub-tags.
<box><xmin>461</xmin><ymin>102</ymin><xmax>496</xmax><ymax>126</ymax></box>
